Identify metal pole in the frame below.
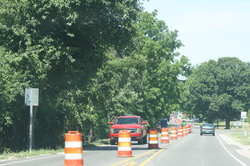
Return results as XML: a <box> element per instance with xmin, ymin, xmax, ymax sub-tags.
<box><xmin>29</xmin><ymin>105</ymin><xmax>33</xmax><ymax>152</ymax></box>
<box><xmin>242</xmin><ymin>118</ymin><xmax>245</xmax><ymax>136</ymax></box>
<box><xmin>29</xmin><ymin>91</ymin><xmax>33</xmax><ymax>152</ymax></box>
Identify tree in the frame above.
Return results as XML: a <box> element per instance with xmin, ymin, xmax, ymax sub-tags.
<box><xmin>132</xmin><ymin>11</ymin><xmax>189</xmax><ymax>125</ymax></box>
<box><xmin>186</xmin><ymin>57</ymin><xmax>250</xmax><ymax>128</ymax></box>
<box><xmin>85</xmin><ymin>11</ymin><xmax>190</xmax><ymax>129</ymax></box>
<box><xmin>0</xmin><ymin>1</ymin><xmax>191</xmax><ymax>151</ymax></box>
<box><xmin>0</xmin><ymin>0</ymin><xmax>142</xmax><ymax>150</ymax></box>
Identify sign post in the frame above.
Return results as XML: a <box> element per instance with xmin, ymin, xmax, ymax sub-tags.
<box><xmin>241</xmin><ymin>112</ymin><xmax>247</xmax><ymax>136</ymax></box>
<box><xmin>25</xmin><ymin>88</ymin><xmax>39</xmax><ymax>152</ymax></box>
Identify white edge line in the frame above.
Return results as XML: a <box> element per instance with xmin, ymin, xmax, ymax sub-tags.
<box><xmin>216</xmin><ymin>135</ymin><xmax>247</xmax><ymax>166</ymax></box>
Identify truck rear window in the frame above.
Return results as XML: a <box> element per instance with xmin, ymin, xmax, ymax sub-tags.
<box><xmin>115</xmin><ymin>118</ymin><xmax>139</xmax><ymax>124</ymax></box>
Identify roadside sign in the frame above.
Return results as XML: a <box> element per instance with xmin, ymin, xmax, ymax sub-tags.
<box><xmin>241</xmin><ymin>112</ymin><xmax>247</xmax><ymax>119</ymax></box>
<box><xmin>25</xmin><ymin>88</ymin><xmax>39</xmax><ymax>106</ymax></box>
<box><xmin>25</xmin><ymin>88</ymin><xmax>39</xmax><ymax>152</ymax></box>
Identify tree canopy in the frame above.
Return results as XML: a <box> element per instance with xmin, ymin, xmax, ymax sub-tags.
<box><xmin>184</xmin><ymin>57</ymin><xmax>250</xmax><ymax>128</ymax></box>
<box><xmin>0</xmin><ymin>0</ymin><xmax>189</xmax><ymax>152</ymax></box>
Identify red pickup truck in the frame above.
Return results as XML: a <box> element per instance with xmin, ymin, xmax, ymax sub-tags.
<box><xmin>108</xmin><ymin>115</ymin><xmax>148</xmax><ymax>145</ymax></box>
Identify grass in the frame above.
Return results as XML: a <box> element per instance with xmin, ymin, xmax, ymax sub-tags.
<box><xmin>227</xmin><ymin>133</ymin><xmax>250</xmax><ymax>145</ymax></box>
<box><xmin>224</xmin><ymin>121</ymin><xmax>250</xmax><ymax>145</ymax></box>
<box><xmin>0</xmin><ymin>139</ymin><xmax>110</xmax><ymax>161</ymax></box>
<box><xmin>0</xmin><ymin>148</ymin><xmax>64</xmax><ymax>160</ymax></box>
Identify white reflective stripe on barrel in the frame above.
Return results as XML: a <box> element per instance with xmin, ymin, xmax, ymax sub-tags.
<box><xmin>65</xmin><ymin>154</ymin><xmax>83</xmax><ymax>159</ymax></box>
<box><xmin>118</xmin><ymin>137</ymin><xmax>131</xmax><ymax>142</ymax></box>
<box><xmin>149</xmin><ymin>140</ymin><xmax>158</xmax><ymax>144</ymax></box>
<box><xmin>65</xmin><ymin>142</ymin><xmax>82</xmax><ymax>147</ymax></box>
<box><xmin>118</xmin><ymin>146</ymin><xmax>132</xmax><ymax>151</ymax></box>
<box><xmin>161</xmin><ymin>132</ymin><xmax>168</xmax><ymax>134</ymax></box>
<box><xmin>149</xmin><ymin>134</ymin><xmax>158</xmax><ymax>137</ymax></box>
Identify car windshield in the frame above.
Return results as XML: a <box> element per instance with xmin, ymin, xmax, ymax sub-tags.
<box><xmin>115</xmin><ymin>118</ymin><xmax>139</xmax><ymax>124</ymax></box>
<box><xmin>202</xmin><ymin>124</ymin><xmax>213</xmax><ymax>127</ymax></box>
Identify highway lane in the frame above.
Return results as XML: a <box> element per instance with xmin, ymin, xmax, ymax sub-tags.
<box><xmin>144</xmin><ymin>128</ymin><xmax>250</xmax><ymax>166</ymax></box>
<box><xmin>1</xmin><ymin>122</ymin><xmax>249</xmax><ymax>166</ymax></box>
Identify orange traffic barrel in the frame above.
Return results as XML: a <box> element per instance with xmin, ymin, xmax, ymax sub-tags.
<box><xmin>177</xmin><ymin>126</ymin><xmax>183</xmax><ymax>137</ymax></box>
<box><xmin>183</xmin><ymin>126</ymin><xmax>187</xmax><ymax>136</ymax></box>
<box><xmin>64</xmin><ymin>131</ymin><xmax>83</xmax><ymax>166</ymax></box>
<box><xmin>186</xmin><ymin>125</ymin><xmax>190</xmax><ymax>134</ymax></box>
<box><xmin>170</xmin><ymin>127</ymin><xmax>177</xmax><ymax>139</ymax></box>
<box><xmin>161</xmin><ymin>127</ymin><xmax>169</xmax><ymax>143</ymax></box>
<box><xmin>187</xmin><ymin>124</ymin><xmax>192</xmax><ymax>133</ymax></box>
<box><xmin>148</xmin><ymin>128</ymin><xmax>159</xmax><ymax>148</ymax></box>
<box><xmin>117</xmin><ymin>130</ymin><xmax>133</xmax><ymax>157</ymax></box>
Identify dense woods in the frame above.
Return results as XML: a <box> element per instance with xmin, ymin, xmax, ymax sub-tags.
<box><xmin>0</xmin><ymin>0</ymin><xmax>189</xmax><ymax>152</ymax></box>
<box><xmin>0</xmin><ymin>0</ymin><xmax>249</xmax><ymax>153</ymax></box>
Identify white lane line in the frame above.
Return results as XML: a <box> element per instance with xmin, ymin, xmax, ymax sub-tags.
<box><xmin>216</xmin><ymin>135</ymin><xmax>247</xmax><ymax>166</ymax></box>
<box><xmin>0</xmin><ymin>153</ymin><xmax>64</xmax><ymax>166</ymax></box>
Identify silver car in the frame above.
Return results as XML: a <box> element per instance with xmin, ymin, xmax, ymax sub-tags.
<box><xmin>200</xmin><ymin>123</ymin><xmax>215</xmax><ymax>136</ymax></box>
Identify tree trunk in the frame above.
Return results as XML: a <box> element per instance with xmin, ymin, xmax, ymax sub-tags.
<box><xmin>88</xmin><ymin>129</ymin><xmax>93</xmax><ymax>143</ymax></box>
<box><xmin>225</xmin><ymin>118</ymin><xmax>230</xmax><ymax>129</ymax></box>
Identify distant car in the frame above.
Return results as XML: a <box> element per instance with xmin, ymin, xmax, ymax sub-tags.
<box><xmin>193</xmin><ymin>118</ymin><xmax>199</xmax><ymax>122</ymax></box>
<box><xmin>200</xmin><ymin>123</ymin><xmax>215</xmax><ymax>136</ymax></box>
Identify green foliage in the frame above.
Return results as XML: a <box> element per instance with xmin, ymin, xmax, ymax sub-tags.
<box><xmin>0</xmin><ymin>1</ymin><xmax>190</xmax><ymax>152</ymax></box>
<box><xmin>184</xmin><ymin>57</ymin><xmax>250</xmax><ymax>126</ymax></box>
<box><xmin>0</xmin><ymin>0</ymin><xmax>143</xmax><ymax>151</ymax></box>
<box><xmin>131</xmin><ymin>11</ymin><xmax>189</xmax><ymax>125</ymax></box>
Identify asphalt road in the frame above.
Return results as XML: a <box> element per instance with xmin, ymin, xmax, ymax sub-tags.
<box><xmin>1</xmin><ymin>120</ymin><xmax>250</xmax><ymax>166</ymax></box>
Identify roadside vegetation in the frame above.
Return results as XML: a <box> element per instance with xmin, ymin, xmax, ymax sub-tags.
<box><xmin>0</xmin><ymin>149</ymin><xmax>64</xmax><ymax>160</ymax></box>
<box><xmin>226</xmin><ymin>122</ymin><xmax>250</xmax><ymax>145</ymax></box>
<box><xmin>228</xmin><ymin>133</ymin><xmax>250</xmax><ymax>145</ymax></box>
<box><xmin>0</xmin><ymin>139</ymin><xmax>109</xmax><ymax>160</ymax></box>
<box><xmin>0</xmin><ymin>0</ymin><xmax>189</xmax><ymax>154</ymax></box>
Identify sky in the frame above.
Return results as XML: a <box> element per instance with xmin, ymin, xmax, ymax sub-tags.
<box><xmin>142</xmin><ymin>0</ymin><xmax>250</xmax><ymax>66</ymax></box>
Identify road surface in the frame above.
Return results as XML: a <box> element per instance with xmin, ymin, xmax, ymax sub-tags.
<box><xmin>1</xmin><ymin>120</ymin><xmax>249</xmax><ymax>166</ymax></box>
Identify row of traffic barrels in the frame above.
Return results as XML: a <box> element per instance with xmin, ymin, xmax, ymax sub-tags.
<box><xmin>118</xmin><ymin>124</ymin><xmax>193</xmax><ymax>156</ymax></box>
<box><xmin>167</xmin><ymin>125</ymin><xmax>192</xmax><ymax>140</ymax></box>
<box><xmin>151</xmin><ymin>125</ymin><xmax>192</xmax><ymax>146</ymax></box>
<box><xmin>63</xmin><ymin>125</ymin><xmax>192</xmax><ymax>165</ymax></box>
